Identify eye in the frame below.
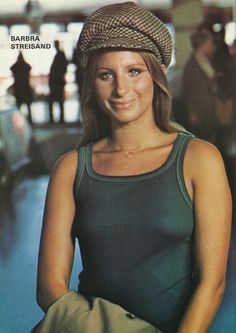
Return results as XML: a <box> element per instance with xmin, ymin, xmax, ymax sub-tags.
<box><xmin>128</xmin><ymin>68</ymin><xmax>142</xmax><ymax>77</ymax></box>
<box><xmin>97</xmin><ymin>71</ymin><xmax>113</xmax><ymax>81</ymax></box>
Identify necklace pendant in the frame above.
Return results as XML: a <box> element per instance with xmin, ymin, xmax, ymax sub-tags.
<box><xmin>124</xmin><ymin>150</ymin><xmax>134</xmax><ymax>158</ymax></box>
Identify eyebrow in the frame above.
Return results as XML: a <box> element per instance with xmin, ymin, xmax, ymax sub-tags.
<box><xmin>96</xmin><ymin>63</ymin><xmax>147</xmax><ymax>70</ymax></box>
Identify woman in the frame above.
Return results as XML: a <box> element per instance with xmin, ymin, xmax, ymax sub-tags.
<box><xmin>35</xmin><ymin>2</ymin><xmax>231</xmax><ymax>333</ymax></box>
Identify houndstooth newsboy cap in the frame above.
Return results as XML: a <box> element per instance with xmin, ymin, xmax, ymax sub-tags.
<box><xmin>77</xmin><ymin>1</ymin><xmax>173</xmax><ymax>68</ymax></box>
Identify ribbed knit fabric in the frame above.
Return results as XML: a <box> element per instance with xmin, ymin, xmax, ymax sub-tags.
<box><xmin>73</xmin><ymin>133</ymin><xmax>194</xmax><ymax>333</ymax></box>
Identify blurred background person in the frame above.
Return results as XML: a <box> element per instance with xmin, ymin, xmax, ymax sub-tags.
<box><xmin>229</xmin><ymin>38</ymin><xmax>236</xmax><ymax>110</ymax></box>
<box><xmin>213</xmin><ymin>26</ymin><xmax>235</xmax><ymax>118</ymax></box>
<box><xmin>213</xmin><ymin>28</ymin><xmax>236</xmax><ymax>198</ymax></box>
<box><xmin>10</xmin><ymin>51</ymin><xmax>33</xmax><ymax>124</ymax></box>
<box><xmin>182</xmin><ymin>24</ymin><xmax>217</xmax><ymax>142</ymax></box>
<box><xmin>229</xmin><ymin>38</ymin><xmax>236</xmax><ymax>57</ymax></box>
<box><xmin>48</xmin><ymin>40</ymin><xmax>67</xmax><ymax>123</ymax></box>
<box><xmin>71</xmin><ymin>47</ymin><xmax>80</xmax><ymax>94</ymax></box>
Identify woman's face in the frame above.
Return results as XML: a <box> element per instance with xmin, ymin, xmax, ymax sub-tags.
<box><xmin>94</xmin><ymin>50</ymin><xmax>154</xmax><ymax>125</ymax></box>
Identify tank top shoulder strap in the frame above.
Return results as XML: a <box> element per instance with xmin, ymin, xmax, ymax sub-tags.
<box><xmin>73</xmin><ymin>144</ymin><xmax>89</xmax><ymax>198</ymax></box>
<box><xmin>175</xmin><ymin>132</ymin><xmax>195</xmax><ymax>210</ymax></box>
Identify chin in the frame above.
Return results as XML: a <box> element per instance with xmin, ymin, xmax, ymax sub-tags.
<box><xmin>111</xmin><ymin>112</ymin><xmax>144</xmax><ymax>125</ymax></box>
<box><xmin>104</xmin><ymin>106</ymin><xmax>130</xmax><ymax>120</ymax></box>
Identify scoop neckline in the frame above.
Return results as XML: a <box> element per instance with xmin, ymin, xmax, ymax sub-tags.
<box><xmin>86</xmin><ymin>133</ymin><xmax>183</xmax><ymax>182</ymax></box>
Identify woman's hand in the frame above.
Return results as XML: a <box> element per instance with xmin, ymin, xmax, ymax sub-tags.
<box><xmin>36</xmin><ymin>151</ymin><xmax>78</xmax><ymax>312</ymax></box>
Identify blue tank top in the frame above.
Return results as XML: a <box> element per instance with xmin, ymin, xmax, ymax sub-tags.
<box><xmin>73</xmin><ymin>132</ymin><xmax>195</xmax><ymax>333</ymax></box>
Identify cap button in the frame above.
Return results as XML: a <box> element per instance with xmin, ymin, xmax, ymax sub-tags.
<box><xmin>126</xmin><ymin>313</ymin><xmax>136</xmax><ymax>319</ymax></box>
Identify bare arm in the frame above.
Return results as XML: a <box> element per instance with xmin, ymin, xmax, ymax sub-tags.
<box><xmin>177</xmin><ymin>140</ymin><xmax>232</xmax><ymax>333</ymax></box>
<box><xmin>36</xmin><ymin>150</ymin><xmax>78</xmax><ymax>312</ymax></box>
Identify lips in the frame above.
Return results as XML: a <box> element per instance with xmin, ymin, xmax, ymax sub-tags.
<box><xmin>110</xmin><ymin>99</ymin><xmax>135</xmax><ymax>110</ymax></box>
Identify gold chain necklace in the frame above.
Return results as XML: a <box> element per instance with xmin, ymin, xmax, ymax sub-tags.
<box><xmin>107</xmin><ymin>137</ymin><xmax>146</xmax><ymax>158</ymax></box>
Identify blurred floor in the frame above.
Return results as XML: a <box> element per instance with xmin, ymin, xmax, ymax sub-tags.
<box><xmin>20</xmin><ymin>98</ymin><xmax>82</xmax><ymax>125</ymax></box>
<box><xmin>0</xmin><ymin>98</ymin><xmax>82</xmax><ymax>333</ymax></box>
<box><xmin>26</xmin><ymin>98</ymin><xmax>83</xmax><ymax>173</ymax></box>
<box><xmin>0</xmin><ymin>176</ymin><xmax>82</xmax><ymax>333</ymax></box>
<box><xmin>0</xmin><ymin>99</ymin><xmax>235</xmax><ymax>333</ymax></box>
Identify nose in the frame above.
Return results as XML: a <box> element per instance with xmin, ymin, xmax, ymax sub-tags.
<box><xmin>114</xmin><ymin>73</ymin><xmax>130</xmax><ymax>97</ymax></box>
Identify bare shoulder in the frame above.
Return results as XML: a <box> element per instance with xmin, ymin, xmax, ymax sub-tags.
<box><xmin>50</xmin><ymin>150</ymin><xmax>79</xmax><ymax>185</ymax></box>
<box><xmin>185</xmin><ymin>138</ymin><xmax>226</xmax><ymax>181</ymax></box>
<box><xmin>186</xmin><ymin>138</ymin><xmax>223</xmax><ymax>161</ymax></box>
<box><xmin>53</xmin><ymin>150</ymin><xmax>78</xmax><ymax>171</ymax></box>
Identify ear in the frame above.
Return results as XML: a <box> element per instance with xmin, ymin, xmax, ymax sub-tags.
<box><xmin>161</xmin><ymin>64</ymin><xmax>167</xmax><ymax>74</ymax></box>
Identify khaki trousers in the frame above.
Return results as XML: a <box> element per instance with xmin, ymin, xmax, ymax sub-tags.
<box><xmin>31</xmin><ymin>291</ymin><xmax>163</xmax><ymax>333</ymax></box>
